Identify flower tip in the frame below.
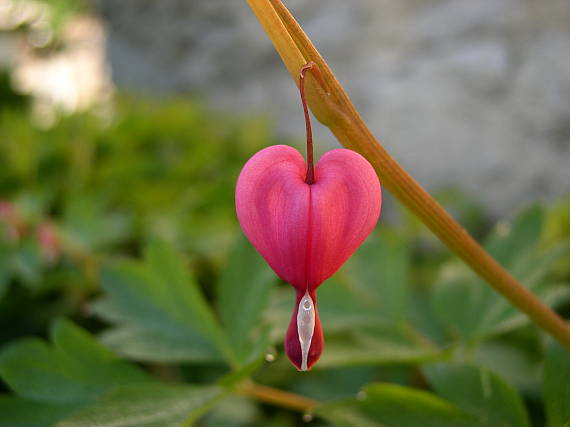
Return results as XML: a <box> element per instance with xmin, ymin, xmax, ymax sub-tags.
<box><xmin>285</xmin><ymin>290</ymin><xmax>324</xmax><ymax>371</ymax></box>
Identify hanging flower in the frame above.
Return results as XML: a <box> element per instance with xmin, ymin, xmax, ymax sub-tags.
<box><xmin>236</xmin><ymin>64</ymin><xmax>381</xmax><ymax>370</ymax></box>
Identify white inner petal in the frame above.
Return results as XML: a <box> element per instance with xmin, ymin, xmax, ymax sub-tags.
<box><xmin>297</xmin><ymin>290</ymin><xmax>316</xmax><ymax>371</ymax></box>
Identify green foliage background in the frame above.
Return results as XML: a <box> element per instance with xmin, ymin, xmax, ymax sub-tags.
<box><xmin>1</xmin><ymin>21</ymin><xmax>570</xmax><ymax>427</ymax></box>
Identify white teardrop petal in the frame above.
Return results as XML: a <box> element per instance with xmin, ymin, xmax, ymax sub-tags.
<box><xmin>297</xmin><ymin>290</ymin><xmax>316</xmax><ymax>371</ymax></box>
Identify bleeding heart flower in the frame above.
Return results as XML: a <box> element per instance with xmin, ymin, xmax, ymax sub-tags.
<box><xmin>235</xmin><ymin>64</ymin><xmax>381</xmax><ymax>371</ymax></box>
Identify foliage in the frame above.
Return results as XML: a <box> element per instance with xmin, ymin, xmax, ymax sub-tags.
<box><xmin>0</xmin><ymin>94</ymin><xmax>569</xmax><ymax>426</ymax></box>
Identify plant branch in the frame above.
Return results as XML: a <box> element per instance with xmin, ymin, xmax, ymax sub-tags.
<box><xmin>246</xmin><ymin>0</ymin><xmax>570</xmax><ymax>350</ymax></box>
<box><xmin>239</xmin><ymin>381</ymin><xmax>318</xmax><ymax>413</ymax></box>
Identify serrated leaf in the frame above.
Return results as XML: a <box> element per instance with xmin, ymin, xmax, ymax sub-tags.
<box><xmin>98</xmin><ymin>240</ymin><xmax>236</xmax><ymax>365</ymax></box>
<box><xmin>217</xmin><ymin>235</ymin><xmax>274</xmax><ymax>363</ymax></box>
<box><xmin>144</xmin><ymin>241</ymin><xmax>232</xmax><ymax>359</ymax></box>
<box><xmin>424</xmin><ymin>363</ymin><xmax>530</xmax><ymax>427</ymax></box>
<box><xmin>55</xmin><ymin>383</ymin><xmax>225</xmax><ymax>427</ymax></box>
<box><xmin>0</xmin><ymin>319</ymin><xmax>149</xmax><ymax>405</ymax></box>
<box><xmin>315</xmin><ymin>383</ymin><xmax>479</xmax><ymax>427</ymax></box>
<box><xmin>0</xmin><ymin>319</ymin><xmax>229</xmax><ymax>427</ymax></box>
<box><xmin>431</xmin><ymin>206</ymin><xmax>570</xmax><ymax>343</ymax></box>
<box><xmin>544</xmin><ymin>341</ymin><xmax>570</xmax><ymax>427</ymax></box>
<box><xmin>0</xmin><ymin>320</ymin><xmax>156</xmax><ymax>426</ymax></box>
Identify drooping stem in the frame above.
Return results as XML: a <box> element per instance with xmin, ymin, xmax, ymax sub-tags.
<box><xmin>246</xmin><ymin>0</ymin><xmax>570</xmax><ymax>351</ymax></box>
<box><xmin>300</xmin><ymin>63</ymin><xmax>315</xmax><ymax>184</ymax></box>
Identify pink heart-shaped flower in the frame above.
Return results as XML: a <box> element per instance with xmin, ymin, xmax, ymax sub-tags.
<box><xmin>236</xmin><ymin>144</ymin><xmax>381</xmax><ymax>369</ymax></box>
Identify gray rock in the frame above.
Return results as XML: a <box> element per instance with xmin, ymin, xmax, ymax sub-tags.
<box><xmin>93</xmin><ymin>0</ymin><xmax>570</xmax><ymax>214</ymax></box>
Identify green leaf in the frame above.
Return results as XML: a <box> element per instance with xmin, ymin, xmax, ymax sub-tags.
<box><xmin>485</xmin><ymin>205</ymin><xmax>543</xmax><ymax>268</ymax></box>
<box><xmin>544</xmin><ymin>341</ymin><xmax>570</xmax><ymax>427</ymax></box>
<box><xmin>199</xmin><ymin>396</ymin><xmax>260</xmax><ymax>427</ymax></box>
<box><xmin>98</xmin><ymin>240</ymin><xmax>236</xmax><ymax>365</ymax></box>
<box><xmin>93</xmin><ymin>298</ymin><xmax>222</xmax><ymax>363</ymax></box>
<box><xmin>99</xmin><ymin>324</ymin><xmax>222</xmax><ymax>363</ymax></box>
<box><xmin>217</xmin><ymin>235</ymin><xmax>274</xmax><ymax>363</ymax></box>
<box><xmin>408</xmin><ymin>290</ymin><xmax>448</xmax><ymax>347</ymax></box>
<box><xmin>339</xmin><ymin>230</ymin><xmax>411</xmax><ymax>326</ymax></box>
<box><xmin>144</xmin><ymin>241</ymin><xmax>233</xmax><ymax>359</ymax></box>
<box><xmin>424</xmin><ymin>362</ymin><xmax>530</xmax><ymax>427</ymax></box>
<box><xmin>488</xmin><ymin>241</ymin><xmax>570</xmax><ymax>332</ymax></box>
<box><xmin>0</xmin><ymin>319</ymin><xmax>149</xmax><ymax>405</ymax></box>
<box><xmin>0</xmin><ymin>396</ymin><xmax>77</xmax><ymax>427</ymax></box>
<box><xmin>55</xmin><ymin>383</ymin><xmax>225</xmax><ymax>427</ymax></box>
<box><xmin>431</xmin><ymin>206</ymin><xmax>570</xmax><ymax>343</ymax></box>
<box><xmin>317</xmin><ymin>325</ymin><xmax>443</xmax><ymax>368</ymax></box>
<box><xmin>315</xmin><ymin>383</ymin><xmax>478</xmax><ymax>427</ymax></box>
<box><xmin>473</xmin><ymin>341</ymin><xmax>541</xmax><ymax>393</ymax></box>
<box><xmin>0</xmin><ymin>319</ymin><xmax>227</xmax><ymax>426</ymax></box>
<box><xmin>0</xmin><ymin>338</ymin><xmax>80</xmax><ymax>405</ymax></box>
<box><xmin>61</xmin><ymin>196</ymin><xmax>131</xmax><ymax>253</ymax></box>
<box><xmin>0</xmin><ymin>320</ymin><xmax>155</xmax><ymax>426</ymax></box>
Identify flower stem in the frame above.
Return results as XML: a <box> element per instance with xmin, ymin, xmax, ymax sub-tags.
<box><xmin>300</xmin><ymin>63</ymin><xmax>316</xmax><ymax>184</ymax></box>
<box><xmin>246</xmin><ymin>0</ymin><xmax>570</xmax><ymax>351</ymax></box>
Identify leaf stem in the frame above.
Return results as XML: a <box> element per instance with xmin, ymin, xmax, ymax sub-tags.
<box><xmin>239</xmin><ymin>381</ymin><xmax>318</xmax><ymax>413</ymax></box>
<box><xmin>246</xmin><ymin>0</ymin><xmax>570</xmax><ymax>351</ymax></box>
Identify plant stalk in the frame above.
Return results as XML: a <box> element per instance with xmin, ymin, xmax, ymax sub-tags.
<box><xmin>246</xmin><ymin>0</ymin><xmax>570</xmax><ymax>351</ymax></box>
<box><xmin>240</xmin><ymin>381</ymin><xmax>318</xmax><ymax>413</ymax></box>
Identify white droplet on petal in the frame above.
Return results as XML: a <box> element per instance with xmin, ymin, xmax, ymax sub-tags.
<box><xmin>297</xmin><ymin>290</ymin><xmax>316</xmax><ymax>371</ymax></box>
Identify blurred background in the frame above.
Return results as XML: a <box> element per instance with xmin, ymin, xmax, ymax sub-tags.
<box><xmin>1</xmin><ymin>1</ymin><xmax>570</xmax><ymax>426</ymax></box>
<box><xmin>2</xmin><ymin>0</ymin><xmax>569</xmax><ymax>213</ymax></box>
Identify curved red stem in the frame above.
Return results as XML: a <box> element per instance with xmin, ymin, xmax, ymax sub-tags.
<box><xmin>299</xmin><ymin>63</ymin><xmax>315</xmax><ymax>185</ymax></box>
